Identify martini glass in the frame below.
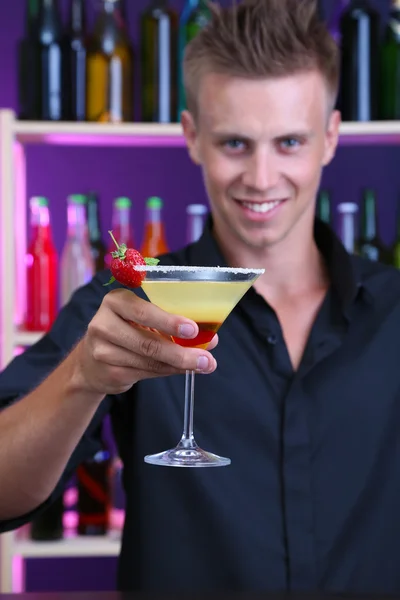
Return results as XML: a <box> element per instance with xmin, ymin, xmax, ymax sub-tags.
<box><xmin>135</xmin><ymin>265</ymin><xmax>265</xmax><ymax>468</ymax></box>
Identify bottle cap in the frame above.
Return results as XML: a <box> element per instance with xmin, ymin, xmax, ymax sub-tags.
<box><xmin>337</xmin><ymin>202</ymin><xmax>358</xmax><ymax>214</ymax></box>
<box><xmin>114</xmin><ymin>197</ymin><xmax>132</xmax><ymax>209</ymax></box>
<box><xmin>186</xmin><ymin>204</ymin><xmax>208</xmax><ymax>216</ymax></box>
<box><xmin>30</xmin><ymin>196</ymin><xmax>48</xmax><ymax>207</ymax></box>
<box><xmin>146</xmin><ymin>196</ymin><xmax>163</xmax><ymax>210</ymax></box>
<box><xmin>68</xmin><ymin>194</ymin><xmax>87</xmax><ymax>204</ymax></box>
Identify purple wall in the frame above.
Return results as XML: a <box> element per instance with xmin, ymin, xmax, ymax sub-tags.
<box><xmin>0</xmin><ymin>0</ymin><xmax>398</xmax><ymax>592</ymax></box>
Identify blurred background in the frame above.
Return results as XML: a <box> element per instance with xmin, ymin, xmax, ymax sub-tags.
<box><xmin>0</xmin><ymin>0</ymin><xmax>399</xmax><ymax>594</ymax></box>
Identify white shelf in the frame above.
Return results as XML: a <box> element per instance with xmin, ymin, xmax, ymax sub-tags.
<box><xmin>12</xmin><ymin>534</ymin><xmax>121</xmax><ymax>558</ymax></box>
<box><xmin>9</xmin><ymin>118</ymin><xmax>400</xmax><ymax>147</ymax></box>
<box><xmin>13</xmin><ymin>120</ymin><xmax>184</xmax><ymax>147</ymax></box>
<box><xmin>14</xmin><ymin>330</ymin><xmax>43</xmax><ymax>347</ymax></box>
<box><xmin>339</xmin><ymin>120</ymin><xmax>400</xmax><ymax>145</ymax></box>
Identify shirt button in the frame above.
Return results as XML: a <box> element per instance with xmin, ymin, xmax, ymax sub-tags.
<box><xmin>267</xmin><ymin>333</ymin><xmax>277</xmax><ymax>345</ymax></box>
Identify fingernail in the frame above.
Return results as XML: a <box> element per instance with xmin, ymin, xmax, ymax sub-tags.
<box><xmin>196</xmin><ymin>356</ymin><xmax>209</xmax><ymax>371</ymax></box>
<box><xmin>178</xmin><ymin>324</ymin><xmax>195</xmax><ymax>338</ymax></box>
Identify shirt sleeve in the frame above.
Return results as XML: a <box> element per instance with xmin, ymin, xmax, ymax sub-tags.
<box><xmin>0</xmin><ymin>270</ymin><xmax>119</xmax><ymax>533</ymax></box>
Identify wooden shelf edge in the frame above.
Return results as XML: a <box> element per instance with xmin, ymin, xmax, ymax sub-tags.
<box><xmin>12</xmin><ymin>535</ymin><xmax>121</xmax><ymax>558</ymax></box>
<box><xmin>14</xmin><ymin>331</ymin><xmax>43</xmax><ymax>347</ymax></box>
<box><xmin>8</xmin><ymin>117</ymin><xmax>400</xmax><ymax>146</ymax></box>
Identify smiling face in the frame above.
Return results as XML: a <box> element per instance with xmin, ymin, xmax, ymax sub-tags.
<box><xmin>182</xmin><ymin>70</ymin><xmax>340</xmax><ymax>254</ymax></box>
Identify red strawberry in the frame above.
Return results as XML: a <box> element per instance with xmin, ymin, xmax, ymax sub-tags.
<box><xmin>104</xmin><ymin>231</ymin><xmax>159</xmax><ymax>288</ymax></box>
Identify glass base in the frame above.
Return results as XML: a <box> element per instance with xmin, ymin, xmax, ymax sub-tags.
<box><xmin>144</xmin><ymin>443</ymin><xmax>231</xmax><ymax>468</ymax></box>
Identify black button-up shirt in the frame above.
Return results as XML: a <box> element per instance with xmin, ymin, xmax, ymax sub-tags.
<box><xmin>1</xmin><ymin>218</ymin><xmax>400</xmax><ymax>595</ymax></box>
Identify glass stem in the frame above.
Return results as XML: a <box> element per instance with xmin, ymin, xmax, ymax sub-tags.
<box><xmin>180</xmin><ymin>369</ymin><xmax>197</xmax><ymax>448</ymax></box>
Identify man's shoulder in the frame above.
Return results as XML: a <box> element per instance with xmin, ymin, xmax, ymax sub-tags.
<box><xmin>351</xmin><ymin>254</ymin><xmax>400</xmax><ymax>303</ymax></box>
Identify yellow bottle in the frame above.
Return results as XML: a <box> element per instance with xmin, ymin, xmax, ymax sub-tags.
<box><xmin>86</xmin><ymin>0</ymin><xmax>133</xmax><ymax>122</ymax></box>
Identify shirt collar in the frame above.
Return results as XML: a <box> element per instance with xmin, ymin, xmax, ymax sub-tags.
<box><xmin>188</xmin><ymin>215</ymin><xmax>364</xmax><ymax>317</ymax></box>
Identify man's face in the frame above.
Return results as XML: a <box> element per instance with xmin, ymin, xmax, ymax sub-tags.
<box><xmin>182</xmin><ymin>70</ymin><xmax>340</xmax><ymax>251</ymax></box>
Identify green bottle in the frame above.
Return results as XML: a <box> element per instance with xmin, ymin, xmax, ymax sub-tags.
<box><xmin>316</xmin><ymin>189</ymin><xmax>332</xmax><ymax>225</ymax></box>
<box><xmin>177</xmin><ymin>0</ymin><xmax>210</xmax><ymax>120</ymax></box>
<box><xmin>141</xmin><ymin>0</ymin><xmax>178</xmax><ymax>123</ymax></box>
<box><xmin>380</xmin><ymin>0</ymin><xmax>400</xmax><ymax>120</ymax></box>
<box><xmin>356</xmin><ymin>189</ymin><xmax>387</xmax><ymax>263</ymax></box>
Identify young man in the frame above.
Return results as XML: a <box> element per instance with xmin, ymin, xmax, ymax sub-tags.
<box><xmin>1</xmin><ymin>0</ymin><xmax>400</xmax><ymax>594</ymax></box>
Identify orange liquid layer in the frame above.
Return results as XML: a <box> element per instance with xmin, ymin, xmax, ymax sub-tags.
<box><xmin>172</xmin><ymin>322</ymin><xmax>221</xmax><ymax>349</ymax></box>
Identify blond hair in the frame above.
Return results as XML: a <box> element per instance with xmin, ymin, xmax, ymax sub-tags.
<box><xmin>183</xmin><ymin>0</ymin><xmax>339</xmax><ymax>116</ymax></box>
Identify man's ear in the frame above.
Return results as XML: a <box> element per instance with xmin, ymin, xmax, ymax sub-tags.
<box><xmin>181</xmin><ymin>110</ymin><xmax>201</xmax><ymax>165</ymax></box>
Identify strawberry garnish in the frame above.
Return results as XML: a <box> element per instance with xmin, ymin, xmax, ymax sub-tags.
<box><xmin>104</xmin><ymin>231</ymin><xmax>159</xmax><ymax>288</ymax></box>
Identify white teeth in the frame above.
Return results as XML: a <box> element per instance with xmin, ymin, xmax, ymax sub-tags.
<box><xmin>240</xmin><ymin>200</ymin><xmax>282</xmax><ymax>213</ymax></box>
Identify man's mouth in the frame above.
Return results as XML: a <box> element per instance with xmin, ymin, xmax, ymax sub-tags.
<box><xmin>235</xmin><ymin>199</ymin><xmax>286</xmax><ymax>214</ymax></box>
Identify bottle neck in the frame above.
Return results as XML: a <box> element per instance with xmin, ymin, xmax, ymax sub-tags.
<box><xmin>67</xmin><ymin>204</ymin><xmax>89</xmax><ymax>239</ymax></box>
<box><xmin>338</xmin><ymin>210</ymin><xmax>357</xmax><ymax>253</ymax></box>
<box><xmin>146</xmin><ymin>208</ymin><xmax>161</xmax><ymax>224</ymax></box>
<box><xmin>94</xmin><ymin>0</ymin><xmax>126</xmax><ymax>37</ymax></box>
<box><xmin>69</xmin><ymin>0</ymin><xmax>86</xmax><ymax>34</ymax></box>
<box><xmin>87</xmin><ymin>199</ymin><xmax>101</xmax><ymax>242</ymax></box>
<box><xmin>317</xmin><ymin>195</ymin><xmax>331</xmax><ymax>225</ymax></box>
<box><xmin>361</xmin><ymin>194</ymin><xmax>378</xmax><ymax>240</ymax></box>
<box><xmin>41</xmin><ymin>0</ymin><xmax>61</xmax><ymax>11</ymax></box>
<box><xmin>112</xmin><ymin>207</ymin><xmax>131</xmax><ymax>241</ymax></box>
<box><xmin>187</xmin><ymin>213</ymin><xmax>204</xmax><ymax>244</ymax></box>
<box><xmin>25</xmin><ymin>0</ymin><xmax>40</xmax><ymax>36</ymax></box>
<box><xmin>32</xmin><ymin>206</ymin><xmax>51</xmax><ymax>237</ymax></box>
<box><xmin>38</xmin><ymin>0</ymin><xmax>62</xmax><ymax>38</ymax></box>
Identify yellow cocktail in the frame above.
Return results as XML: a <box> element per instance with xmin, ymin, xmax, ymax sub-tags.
<box><xmin>135</xmin><ymin>265</ymin><xmax>265</xmax><ymax>467</ymax></box>
<box><xmin>141</xmin><ymin>279</ymin><xmax>254</xmax><ymax>349</ymax></box>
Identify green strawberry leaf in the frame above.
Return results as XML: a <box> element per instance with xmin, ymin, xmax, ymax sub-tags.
<box><xmin>144</xmin><ymin>257</ymin><xmax>160</xmax><ymax>265</ymax></box>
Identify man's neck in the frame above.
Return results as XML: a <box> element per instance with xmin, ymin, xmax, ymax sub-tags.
<box><xmin>213</xmin><ymin>219</ymin><xmax>329</xmax><ymax>304</ymax></box>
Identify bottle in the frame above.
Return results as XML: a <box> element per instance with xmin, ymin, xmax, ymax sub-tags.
<box><xmin>77</xmin><ymin>430</ymin><xmax>111</xmax><ymax>536</ymax></box>
<box><xmin>86</xmin><ymin>193</ymin><xmax>106</xmax><ymax>273</ymax></box>
<box><xmin>62</xmin><ymin>0</ymin><xmax>87</xmax><ymax>121</ymax></box>
<box><xmin>37</xmin><ymin>0</ymin><xmax>64</xmax><ymax>120</ymax></box>
<box><xmin>339</xmin><ymin>0</ymin><xmax>379</xmax><ymax>121</ymax></box>
<box><xmin>177</xmin><ymin>0</ymin><xmax>210</xmax><ymax>119</ymax></box>
<box><xmin>141</xmin><ymin>196</ymin><xmax>170</xmax><ymax>257</ymax></box>
<box><xmin>24</xmin><ymin>197</ymin><xmax>58</xmax><ymax>332</ymax></box>
<box><xmin>316</xmin><ymin>190</ymin><xmax>332</xmax><ymax>225</ymax></box>
<box><xmin>380</xmin><ymin>0</ymin><xmax>400</xmax><ymax>120</ymax></box>
<box><xmin>30</xmin><ymin>494</ymin><xmax>64</xmax><ymax>541</ymax></box>
<box><xmin>140</xmin><ymin>0</ymin><xmax>178</xmax><ymax>123</ymax></box>
<box><xmin>60</xmin><ymin>194</ymin><xmax>95</xmax><ymax>306</ymax></box>
<box><xmin>86</xmin><ymin>0</ymin><xmax>134</xmax><ymax>122</ymax></box>
<box><xmin>186</xmin><ymin>203</ymin><xmax>208</xmax><ymax>243</ymax></box>
<box><xmin>356</xmin><ymin>189</ymin><xmax>387</xmax><ymax>262</ymax></box>
<box><xmin>17</xmin><ymin>0</ymin><xmax>41</xmax><ymax>119</ymax></box>
<box><xmin>105</xmin><ymin>197</ymin><xmax>135</xmax><ymax>268</ymax></box>
<box><xmin>337</xmin><ymin>202</ymin><xmax>358</xmax><ymax>253</ymax></box>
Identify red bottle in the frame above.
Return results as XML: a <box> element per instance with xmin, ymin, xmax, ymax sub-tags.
<box><xmin>140</xmin><ymin>196</ymin><xmax>169</xmax><ymax>257</ymax></box>
<box><xmin>24</xmin><ymin>196</ymin><xmax>58</xmax><ymax>331</ymax></box>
